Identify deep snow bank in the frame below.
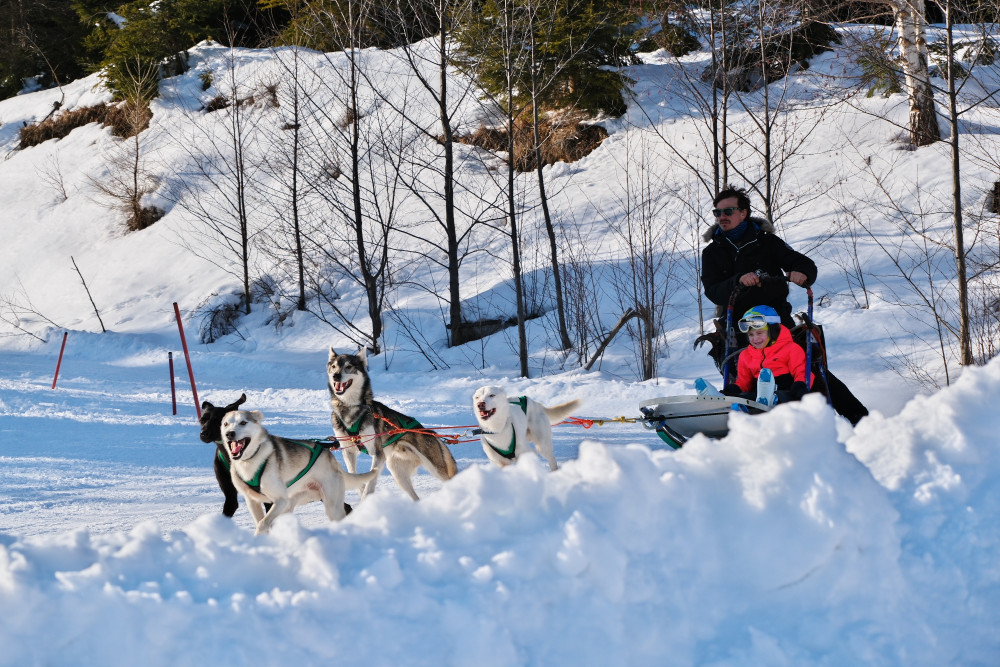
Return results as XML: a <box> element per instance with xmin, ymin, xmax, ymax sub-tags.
<box><xmin>3</xmin><ymin>363</ymin><xmax>999</xmax><ymax>665</ymax></box>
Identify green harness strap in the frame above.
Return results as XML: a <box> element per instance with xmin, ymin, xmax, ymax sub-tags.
<box><xmin>335</xmin><ymin>411</ymin><xmax>366</xmax><ymax>436</ymax></box>
<box><xmin>488</xmin><ymin>397</ymin><xmax>528</xmax><ymax>460</ymax></box>
<box><xmin>334</xmin><ymin>409</ymin><xmax>372</xmax><ymax>454</ymax></box>
<box><xmin>335</xmin><ymin>408</ymin><xmax>422</xmax><ymax>451</ymax></box>
<box><xmin>216</xmin><ymin>445</ymin><xmax>231</xmax><ymax>471</ymax></box>
<box><xmin>243</xmin><ymin>459</ymin><xmax>269</xmax><ymax>493</ymax></box>
<box><xmin>284</xmin><ymin>440</ymin><xmax>327</xmax><ymax>487</ymax></box>
<box><xmin>235</xmin><ymin>440</ymin><xmax>328</xmax><ymax>493</ymax></box>
<box><xmin>383</xmin><ymin>415</ymin><xmax>423</xmax><ymax>448</ymax></box>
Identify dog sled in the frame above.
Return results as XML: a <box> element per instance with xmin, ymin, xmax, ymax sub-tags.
<box><xmin>639</xmin><ymin>394</ymin><xmax>770</xmax><ymax>449</ymax></box>
<box><xmin>639</xmin><ymin>277</ymin><xmax>861</xmax><ymax>449</ymax></box>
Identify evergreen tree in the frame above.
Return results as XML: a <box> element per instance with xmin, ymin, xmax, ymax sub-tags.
<box><xmin>74</xmin><ymin>0</ymin><xmax>272</xmax><ymax>101</ymax></box>
<box><xmin>0</xmin><ymin>0</ymin><xmax>90</xmax><ymax>99</ymax></box>
<box><xmin>452</xmin><ymin>0</ymin><xmax>637</xmax><ymax>117</ymax></box>
<box><xmin>262</xmin><ymin>0</ymin><xmax>438</xmax><ymax>50</ymax></box>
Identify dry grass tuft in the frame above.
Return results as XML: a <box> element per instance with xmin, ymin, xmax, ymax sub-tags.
<box><xmin>455</xmin><ymin>110</ymin><xmax>608</xmax><ymax>172</ymax></box>
<box><xmin>19</xmin><ymin>102</ymin><xmax>151</xmax><ymax>149</ymax></box>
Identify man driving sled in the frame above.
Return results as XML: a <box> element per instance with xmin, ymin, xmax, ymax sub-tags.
<box><xmin>700</xmin><ymin>186</ymin><xmax>869</xmax><ymax>425</ymax></box>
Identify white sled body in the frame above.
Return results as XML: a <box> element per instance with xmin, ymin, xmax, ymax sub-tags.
<box><xmin>639</xmin><ymin>395</ymin><xmax>769</xmax><ymax>447</ymax></box>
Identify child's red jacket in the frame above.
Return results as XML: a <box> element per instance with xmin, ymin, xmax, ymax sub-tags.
<box><xmin>734</xmin><ymin>325</ymin><xmax>810</xmax><ymax>393</ymax></box>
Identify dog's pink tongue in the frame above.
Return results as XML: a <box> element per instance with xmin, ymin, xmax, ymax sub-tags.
<box><xmin>230</xmin><ymin>438</ymin><xmax>248</xmax><ymax>457</ymax></box>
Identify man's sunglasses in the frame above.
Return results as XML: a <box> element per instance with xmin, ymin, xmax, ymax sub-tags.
<box><xmin>712</xmin><ymin>206</ymin><xmax>741</xmax><ymax>218</ymax></box>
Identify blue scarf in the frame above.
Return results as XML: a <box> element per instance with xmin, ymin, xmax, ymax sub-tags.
<box><xmin>721</xmin><ymin>219</ymin><xmax>749</xmax><ymax>241</ymax></box>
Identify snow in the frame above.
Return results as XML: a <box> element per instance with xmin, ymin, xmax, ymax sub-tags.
<box><xmin>1</xmin><ymin>32</ymin><xmax>998</xmax><ymax>666</ymax></box>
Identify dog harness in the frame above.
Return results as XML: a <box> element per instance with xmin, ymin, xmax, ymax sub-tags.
<box><xmin>484</xmin><ymin>397</ymin><xmax>528</xmax><ymax>460</ymax></box>
<box><xmin>215</xmin><ymin>444</ymin><xmax>231</xmax><ymax>471</ymax></box>
<box><xmin>237</xmin><ymin>440</ymin><xmax>327</xmax><ymax>493</ymax></box>
<box><xmin>333</xmin><ymin>408</ymin><xmax>372</xmax><ymax>453</ymax></box>
<box><xmin>382</xmin><ymin>414</ymin><xmax>423</xmax><ymax>447</ymax></box>
<box><xmin>333</xmin><ymin>407</ymin><xmax>370</xmax><ymax>438</ymax></box>
<box><xmin>333</xmin><ymin>408</ymin><xmax>422</xmax><ymax>451</ymax></box>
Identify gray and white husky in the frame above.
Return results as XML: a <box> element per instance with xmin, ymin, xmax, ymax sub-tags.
<box><xmin>473</xmin><ymin>385</ymin><xmax>581</xmax><ymax>471</ymax></box>
<box><xmin>221</xmin><ymin>409</ymin><xmax>378</xmax><ymax>535</ymax></box>
<box><xmin>327</xmin><ymin>348</ymin><xmax>458</xmax><ymax>501</ymax></box>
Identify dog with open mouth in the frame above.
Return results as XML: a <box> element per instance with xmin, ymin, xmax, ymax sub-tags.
<box><xmin>199</xmin><ymin>393</ymin><xmax>248</xmax><ymax>517</ymax></box>
<box><xmin>473</xmin><ymin>385</ymin><xmax>581</xmax><ymax>470</ymax></box>
<box><xmin>221</xmin><ymin>409</ymin><xmax>377</xmax><ymax>535</ymax></box>
<box><xmin>328</xmin><ymin>348</ymin><xmax>457</xmax><ymax>501</ymax></box>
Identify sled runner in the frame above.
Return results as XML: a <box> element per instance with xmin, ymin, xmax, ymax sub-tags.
<box><xmin>639</xmin><ymin>395</ymin><xmax>769</xmax><ymax>449</ymax></box>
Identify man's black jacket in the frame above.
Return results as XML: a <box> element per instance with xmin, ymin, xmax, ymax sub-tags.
<box><xmin>701</xmin><ymin>217</ymin><xmax>817</xmax><ymax>327</ymax></box>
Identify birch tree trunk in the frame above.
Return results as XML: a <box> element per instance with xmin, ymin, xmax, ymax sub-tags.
<box><xmin>895</xmin><ymin>0</ymin><xmax>941</xmax><ymax>146</ymax></box>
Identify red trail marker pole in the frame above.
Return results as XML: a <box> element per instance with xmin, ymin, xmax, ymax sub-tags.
<box><xmin>173</xmin><ymin>302</ymin><xmax>201</xmax><ymax>420</ymax></box>
<box><xmin>168</xmin><ymin>351</ymin><xmax>177</xmax><ymax>415</ymax></box>
<box><xmin>51</xmin><ymin>331</ymin><xmax>68</xmax><ymax>389</ymax></box>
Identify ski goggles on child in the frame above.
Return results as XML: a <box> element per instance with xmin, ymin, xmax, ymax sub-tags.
<box><xmin>738</xmin><ymin>315</ymin><xmax>769</xmax><ymax>332</ymax></box>
<box><xmin>738</xmin><ymin>309</ymin><xmax>781</xmax><ymax>333</ymax></box>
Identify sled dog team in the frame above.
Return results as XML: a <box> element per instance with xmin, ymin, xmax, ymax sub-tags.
<box><xmin>203</xmin><ymin>347</ymin><xmax>581</xmax><ymax>535</ymax></box>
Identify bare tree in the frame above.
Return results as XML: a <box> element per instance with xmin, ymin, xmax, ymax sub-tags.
<box><xmin>88</xmin><ymin>57</ymin><xmax>161</xmax><ymax>233</ymax></box>
<box><xmin>70</xmin><ymin>256</ymin><xmax>106</xmax><ymax>333</ymax></box>
<box><xmin>837</xmin><ymin>0</ymin><xmax>1000</xmax><ymax>368</ymax></box>
<box><xmin>925</xmin><ymin>0</ymin><xmax>1000</xmax><ymax>365</ymax></box>
<box><xmin>288</xmin><ymin>1</ymin><xmax>412</xmax><ymax>354</ymax></box>
<box><xmin>584</xmin><ymin>134</ymin><xmax>681</xmax><ymax>380</ymax></box>
<box><xmin>167</xmin><ymin>45</ymin><xmax>266</xmax><ymax>314</ymax></box>
<box><xmin>452</xmin><ymin>0</ymin><xmax>632</xmax><ymax>373</ymax></box>
<box><xmin>836</xmin><ymin>151</ymin><xmax>969</xmax><ymax>385</ymax></box>
<box><xmin>0</xmin><ymin>278</ymin><xmax>61</xmax><ymax>342</ymax></box>
<box><xmin>354</xmin><ymin>0</ymin><xmax>515</xmax><ymax>351</ymax></box>
<box><xmin>650</xmin><ymin>0</ymin><xmax>738</xmax><ymax>194</ymax></box>
<box><xmin>557</xmin><ymin>211</ymin><xmax>609</xmax><ymax>364</ymax></box>
<box><xmin>445</xmin><ymin>0</ymin><xmax>535</xmax><ymax>374</ymax></box>
<box><xmin>35</xmin><ymin>152</ymin><xmax>69</xmax><ymax>203</ymax></box>
<box><xmin>259</xmin><ymin>46</ymin><xmax>311</xmax><ymax>312</ymax></box>
<box><xmin>501</xmin><ymin>0</ymin><xmax>534</xmax><ymax>377</ymax></box>
<box><xmin>521</xmin><ymin>0</ymin><xmax>595</xmax><ymax>352</ymax></box>
<box><xmin>389</xmin><ymin>0</ymin><xmax>472</xmax><ymax>345</ymax></box>
<box><xmin>841</xmin><ymin>0</ymin><xmax>942</xmax><ymax>146</ymax></box>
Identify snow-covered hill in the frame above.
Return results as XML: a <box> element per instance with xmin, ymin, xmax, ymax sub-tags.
<box><xmin>0</xmin><ymin>32</ymin><xmax>997</xmax><ymax>666</ymax></box>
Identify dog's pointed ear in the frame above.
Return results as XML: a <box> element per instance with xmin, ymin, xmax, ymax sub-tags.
<box><xmin>328</xmin><ymin>347</ymin><xmax>337</xmax><ymax>361</ymax></box>
<box><xmin>223</xmin><ymin>393</ymin><xmax>248</xmax><ymax>411</ymax></box>
<box><xmin>357</xmin><ymin>347</ymin><xmax>368</xmax><ymax>368</ymax></box>
<box><xmin>201</xmin><ymin>400</ymin><xmax>213</xmax><ymax>410</ymax></box>
<box><xmin>249</xmin><ymin>410</ymin><xmax>263</xmax><ymax>423</ymax></box>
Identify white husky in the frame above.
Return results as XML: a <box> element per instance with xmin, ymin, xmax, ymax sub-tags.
<box><xmin>472</xmin><ymin>385</ymin><xmax>581</xmax><ymax>471</ymax></box>
<box><xmin>221</xmin><ymin>409</ymin><xmax>379</xmax><ymax>535</ymax></box>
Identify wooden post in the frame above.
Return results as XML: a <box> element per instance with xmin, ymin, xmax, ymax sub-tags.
<box><xmin>173</xmin><ymin>302</ymin><xmax>201</xmax><ymax>420</ymax></box>
<box><xmin>51</xmin><ymin>331</ymin><xmax>68</xmax><ymax>389</ymax></box>
<box><xmin>169</xmin><ymin>351</ymin><xmax>177</xmax><ymax>416</ymax></box>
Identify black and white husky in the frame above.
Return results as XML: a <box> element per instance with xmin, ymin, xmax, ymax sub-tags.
<box><xmin>473</xmin><ymin>385</ymin><xmax>581</xmax><ymax>471</ymax></box>
<box><xmin>327</xmin><ymin>348</ymin><xmax>458</xmax><ymax>501</ymax></box>
<box><xmin>221</xmin><ymin>409</ymin><xmax>377</xmax><ymax>535</ymax></box>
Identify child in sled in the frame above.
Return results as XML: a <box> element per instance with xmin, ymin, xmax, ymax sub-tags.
<box><xmin>720</xmin><ymin>304</ymin><xmax>811</xmax><ymax>406</ymax></box>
